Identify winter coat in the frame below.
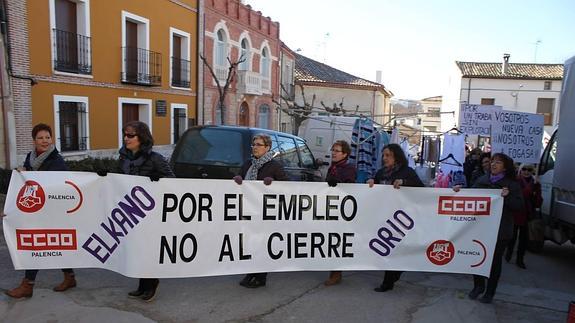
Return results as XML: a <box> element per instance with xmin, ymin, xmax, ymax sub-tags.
<box><xmin>326</xmin><ymin>159</ymin><xmax>356</xmax><ymax>184</ymax></box>
<box><xmin>512</xmin><ymin>176</ymin><xmax>543</xmax><ymax>226</ymax></box>
<box><xmin>472</xmin><ymin>174</ymin><xmax>524</xmax><ymax>240</ymax></box>
<box><xmin>118</xmin><ymin>146</ymin><xmax>174</xmax><ymax>178</ymax></box>
<box><xmin>239</xmin><ymin>159</ymin><xmax>288</xmax><ymax>181</ymax></box>
<box><xmin>24</xmin><ymin>149</ymin><xmax>68</xmax><ymax>171</ymax></box>
<box><xmin>373</xmin><ymin>165</ymin><xmax>424</xmax><ymax>188</ymax></box>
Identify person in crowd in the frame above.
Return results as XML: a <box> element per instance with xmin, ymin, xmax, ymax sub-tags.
<box><xmin>233</xmin><ymin>134</ymin><xmax>289</xmax><ymax>288</ymax></box>
<box><xmin>367</xmin><ymin>143</ymin><xmax>424</xmax><ymax>292</ymax></box>
<box><xmin>114</xmin><ymin>121</ymin><xmax>174</xmax><ymax>302</ymax></box>
<box><xmin>505</xmin><ymin>164</ymin><xmax>542</xmax><ymax>269</ymax></box>
<box><xmin>469</xmin><ymin>152</ymin><xmax>491</xmax><ymax>187</ymax></box>
<box><xmin>464</xmin><ymin>148</ymin><xmax>483</xmax><ymax>185</ymax></box>
<box><xmin>4</xmin><ymin>123</ymin><xmax>77</xmax><ymax>299</ymax></box>
<box><xmin>455</xmin><ymin>153</ymin><xmax>523</xmax><ymax>304</ymax></box>
<box><xmin>324</xmin><ymin>140</ymin><xmax>357</xmax><ymax>286</ymax></box>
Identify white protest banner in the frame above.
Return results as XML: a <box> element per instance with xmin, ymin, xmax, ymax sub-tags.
<box><xmin>458</xmin><ymin>104</ymin><xmax>502</xmax><ymax>136</ymax></box>
<box><xmin>491</xmin><ymin>110</ymin><xmax>544</xmax><ymax>163</ymax></box>
<box><xmin>3</xmin><ymin>172</ymin><xmax>503</xmax><ymax>278</ymax></box>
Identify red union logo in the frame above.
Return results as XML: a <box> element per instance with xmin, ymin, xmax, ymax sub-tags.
<box><xmin>16</xmin><ymin>181</ymin><xmax>46</xmax><ymax>213</ymax></box>
<box><xmin>438</xmin><ymin>196</ymin><xmax>491</xmax><ymax>216</ymax></box>
<box><xmin>426</xmin><ymin>240</ymin><xmax>455</xmax><ymax>266</ymax></box>
<box><xmin>16</xmin><ymin>229</ymin><xmax>77</xmax><ymax>251</ymax></box>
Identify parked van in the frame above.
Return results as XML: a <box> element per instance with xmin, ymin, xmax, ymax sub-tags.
<box><xmin>170</xmin><ymin>125</ymin><xmax>323</xmax><ymax>182</ymax></box>
<box><xmin>298</xmin><ymin>115</ymin><xmax>358</xmax><ymax>163</ymax></box>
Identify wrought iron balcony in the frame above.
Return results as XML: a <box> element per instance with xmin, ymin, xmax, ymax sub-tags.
<box><xmin>53</xmin><ymin>29</ymin><xmax>92</xmax><ymax>75</ymax></box>
<box><xmin>121</xmin><ymin>47</ymin><xmax>162</xmax><ymax>86</ymax></box>
<box><xmin>171</xmin><ymin>57</ymin><xmax>190</xmax><ymax>88</ymax></box>
<box><xmin>237</xmin><ymin>70</ymin><xmax>262</xmax><ymax>95</ymax></box>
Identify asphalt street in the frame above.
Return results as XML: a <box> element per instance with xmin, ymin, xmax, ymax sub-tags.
<box><xmin>1</xmin><ymin>194</ymin><xmax>574</xmax><ymax>323</ymax></box>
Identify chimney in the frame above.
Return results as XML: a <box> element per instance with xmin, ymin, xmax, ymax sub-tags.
<box><xmin>376</xmin><ymin>70</ymin><xmax>382</xmax><ymax>83</ymax></box>
<box><xmin>502</xmin><ymin>53</ymin><xmax>510</xmax><ymax>74</ymax></box>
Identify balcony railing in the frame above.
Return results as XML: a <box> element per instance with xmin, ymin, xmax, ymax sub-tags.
<box><xmin>171</xmin><ymin>57</ymin><xmax>191</xmax><ymax>88</ymax></box>
<box><xmin>215</xmin><ymin>65</ymin><xmax>228</xmax><ymax>83</ymax></box>
<box><xmin>53</xmin><ymin>29</ymin><xmax>92</xmax><ymax>75</ymax></box>
<box><xmin>237</xmin><ymin>70</ymin><xmax>262</xmax><ymax>95</ymax></box>
<box><xmin>121</xmin><ymin>47</ymin><xmax>162</xmax><ymax>86</ymax></box>
<box><xmin>261</xmin><ymin>77</ymin><xmax>271</xmax><ymax>94</ymax></box>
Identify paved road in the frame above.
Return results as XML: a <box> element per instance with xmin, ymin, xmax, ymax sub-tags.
<box><xmin>1</xmin><ymin>193</ymin><xmax>574</xmax><ymax>323</ymax></box>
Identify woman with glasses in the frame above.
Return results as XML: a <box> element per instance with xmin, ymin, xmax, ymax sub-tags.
<box><xmin>505</xmin><ymin>164</ymin><xmax>542</xmax><ymax>269</ymax></box>
<box><xmin>233</xmin><ymin>134</ymin><xmax>288</xmax><ymax>288</ymax></box>
<box><xmin>117</xmin><ymin>121</ymin><xmax>174</xmax><ymax>302</ymax></box>
<box><xmin>367</xmin><ymin>143</ymin><xmax>424</xmax><ymax>293</ymax></box>
<box><xmin>324</xmin><ymin>140</ymin><xmax>356</xmax><ymax>286</ymax></box>
<box><xmin>4</xmin><ymin>123</ymin><xmax>77</xmax><ymax>299</ymax></box>
<box><xmin>456</xmin><ymin>153</ymin><xmax>523</xmax><ymax>304</ymax></box>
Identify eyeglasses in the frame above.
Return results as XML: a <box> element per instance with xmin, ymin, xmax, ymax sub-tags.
<box><xmin>124</xmin><ymin>133</ymin><xmax>138</xmax><ymax>139</ymax></box>
<box><xmin>331</xmin><ymin>149</ymin><xmax>343</xmax><ymax>153</ymax></box>
<box><xmin>522</xmin><ymin>168</ymin><xmax>533</xmax><ymax>172</ymax></box>
<box><xmin>251</xmin><ymin>143</ymin><xmax>267</xmax><ymax>147</ymax></box>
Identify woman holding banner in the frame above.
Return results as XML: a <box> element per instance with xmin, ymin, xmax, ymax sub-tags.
<box><xmin>367</xmin><ymin>143</ymin><xmax>424</xmax><ymax>292</ymax></box>
<box><xmin>233</xmin><ymin>134</ymin><xmax>288</xmax><ymax>288</ymax></box>
<box><xmin>5</xmin><ymin>123</ymin><xmax>77</xmax><ymax>299</ymax></box>
<box><xmin>324</xmin><ymin>140</ymin><xmax>357</xmax><ymax>286</ymax></box>
<box><xmin>116</xmin><ymin>121</ymin><xmax>174</xmax><ymax>302</ymax></box>
<box><xmin>456</xmin><ymin>153</ymin><xmax>523</xmax><ymax>304</ymax></box>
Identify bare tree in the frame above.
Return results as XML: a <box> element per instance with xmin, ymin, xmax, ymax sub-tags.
<box><xmin>273</xmin><ymin>83</ymin><xmax>317</xmax><ymax>134</ymax></box>
<box><xmin>200</xmin><ymin>54</ymin><xmax>246</xmax><ymax>124</ymax></box>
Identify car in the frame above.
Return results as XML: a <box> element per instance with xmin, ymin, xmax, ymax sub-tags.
<box><xmin>170</xmin><ymin>125</ymin><xmax>323</xmax><ymax>182</ymax></box>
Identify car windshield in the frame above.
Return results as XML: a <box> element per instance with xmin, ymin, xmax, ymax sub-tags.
<box><xmin>175</xmin><ymin>128</ymin><xmax>244</xmax><ymax>166</ymax></box>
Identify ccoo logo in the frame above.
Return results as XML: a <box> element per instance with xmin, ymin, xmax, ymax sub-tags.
<box><xmin>426</xmin><ymin>240</ymin><xmax>455</xmax><ymax>266</ymax></box>
<box><xmin>437</xmin><ymin>196</ymin><xmax>491</xmax><ymax>216</ymax></box>
<box><xmin>16</xmin><ymin>181</ymin><xmax>46</xmax><ymax>213</ymax></box>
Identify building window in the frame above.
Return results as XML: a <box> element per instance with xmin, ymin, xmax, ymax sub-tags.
<box><xmin>50</xmin><ymin>0</ymin><xmax>91</xmax><ymax>75</ymax></box>
<box><xmin>171</xmin><ymin>104</ymin><xmax>188</xmax><ymax>144</ymax></box>
<box><xmin>258</xmin><ymin>105</ymin><xmax>270</xmax><ymax>129</ymax></box>
<box><xmin>261</xmin><ymin>47</ymin><xmax>271</xmax><ymax>93</ymax></box>
<box><xmin>428</xmin><ymin>107</ymin><xmax>441</xmax><ymax>118</ymax></box>
<box><xmin>239</xmin><ymin>38</ymin><xmax>250</xmax><ymax>71</ymax></box>
<box><xmin>544</xmin><ymin>81</ymin><xmax>552</xmax><ymax>90</ymax></box>
<box><xmin>537</xmin><ymin>98</ymin><xmax>555</xmax><ymax>125</ymax></box>
<box><xmin>481</xmin><ymin>98</ymin><xmax>495</xmax><ymax>105</ymax></box>
<box><xmin>170</xmin><ymin>28</ymin><xmax>191</xmax><ymax>88</ymax></box>
<box><xmin>53</xmin><ymin>95</ymin><xmax>89</xmax><ymax>152</ymax></box>
<box><xmin>121</xmin><ymin>11</ymin><xmax>161</xmax><ymax>86</ymax></box>
<box><xmin>118</xmin><ymin>98</ymin><xmax>152</xmax><ymax>147</ymax></box>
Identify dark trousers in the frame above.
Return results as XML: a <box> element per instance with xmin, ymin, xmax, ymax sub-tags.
<box><xmin>507</xmin><ymin>224</ymin><xmax>528</xmax><ymax>260</ymax></box>
<box><xmin>381</xmin><ymin>270</ymin><xmax>403</xmax><ymax>287</ymax></box>
<box><xmin>473</xmin><ymin>239</ymin><xmax>508</xmax><ymax>296</ymax></box>
<box><xmin>25</xmin><ymin>269</ymin><xmax>73</xmax><ymax>281</ymax></box>
<box><xmin>137</xmin><ymin>278</ymin><xmax>159</xmax><ymax>292</ymax></box>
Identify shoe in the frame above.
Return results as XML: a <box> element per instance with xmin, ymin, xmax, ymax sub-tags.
<box><xmin>479</xmin><ymin>294</ymin><xmax>494</xmax><ymax>304</ymax></box>
<box><xmin>468</xmin><ymin>286</ymin><xmax>485</xmax><ymax>300</ymax></box>
<box><xmin>239</xmin><ymin>274</ymin><xmax>253</xmax><ymax>287</ymax></box>
<box><xmin>373</xmin><ymin>283</ymin><xmax>394</xmax><ymax>293</ymax></box>
<box><xmin>504</xmin><ymin>249</ymin><xmax>512</xmax><ymax>263</ymax></box>
<box><xmin>5</xmin><ymin>278</ymin><xmax>34</xmax><ymax>299</ymax></box>
<box><xmin>516</xmin><ymin>260</ymin><xmax>527</xmax><ymax>269</ymax></box>
<box><xmin>324</xmin><ymin>272</ymin><xmax>342</xmax><ymax>286</ymax></box>
<box><xmin>140</xmin><ymin>280</ymin><xmax>159</xmax><ymax>302</ymax></box>
<box><xmin>128</xmin><ymin>289</ymin><xmax>144</xmax><ymax>298</ymax></box>
<box><xmin>53</xmin><ymin>272</ymin><xmax>76</xmax><ymax>292</ymax></box>
<box><xmin>240</xmin><ymin>276</ymin><xmax>266</xmax><ymax>288</ymax></box>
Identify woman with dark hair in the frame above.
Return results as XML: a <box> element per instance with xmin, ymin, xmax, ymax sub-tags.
<box><xmin>367</xmin><ymin>143</ymin><xmax>424</xmax><ymax>292</ymax></box>
<box><xmin>456</xmin><ymin>152</ymin><xmax>523</xmax><ymax>304</ymax></box>
<box><xmin>118</xmin><ymin>121</ymin><xmax>174</xmax><ymax>302</ymax></box>
<box><xmin>469</xmin><ymin>152</ymin><xmax>491</xmax><ymax>187</ymax></box>
<box><xmin>233</xmin><ymin>134</ymin><xmax>288</xmax><ymax>288</ymax></box>
<box><xmin>5</xmin><ymin>123</ymin><xmax>77</xmax><ymax>299</ymax></box>
<box><xmin>324</xmin><ymin>140</ymin><xmax>356</xmax><ymax>286</ymax></box>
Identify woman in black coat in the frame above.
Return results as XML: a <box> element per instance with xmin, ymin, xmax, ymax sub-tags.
<box><xmin>5</xmin><ymin>123</ymin><xmax>77</xmax><ymax>299</ymax></box>
<box><xmin>119</xmin><ymin>121</ymin><xmax>174</xmax><ymax>302</ymax></box>
<box><xmin>367</xmin><ymin>143</ymin><xmax>424</xmax><ymax>292</ymax></box>
<box><xmin>233</xmin><ymin>134</ymin><xmax>288</xmax><ymax>288</ymax></box>
<box><xmin>459</xmin><ymin>153</ymin><xmax>523</xmax><ymax>304</ymax></box>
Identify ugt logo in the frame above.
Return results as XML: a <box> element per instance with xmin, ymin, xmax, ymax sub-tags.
<box><xmin>17</xmin><ymin>180</ymin><xmax>46</xmax><ymax>213</ymax></box>
<box><xmin>426</xmin><ymin>240</ymin><xmax>455</xmax><ymax>266</ymax></box>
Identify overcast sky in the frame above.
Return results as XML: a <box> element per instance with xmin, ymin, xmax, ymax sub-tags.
<box><xmin>246</xmin><ymin>0</ymin><xmax>575</xmax><ymax>100</ymax></box>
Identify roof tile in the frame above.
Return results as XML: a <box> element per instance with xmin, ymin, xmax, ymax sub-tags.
<box><xmin>456</xmin><ymin>61</ymin><xmax>563</xmax><ymax>80</ymax></box>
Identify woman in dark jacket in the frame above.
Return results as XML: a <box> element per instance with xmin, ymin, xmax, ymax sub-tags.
<box><xmin>324</xmin><ymin>140</ymin><xmax>357</xmax><ymax>286</ymax></box>
<box><xmin>459</xmin><ymin>153</ymin><xmax>523</xmax><ymax>304</ymax></box>
<box><xmin>5</xmin><ymin>123</ymin><xmax>77</xmax><ymax>299</ymax></box>
<box><xmin>367</xmin><ymin>143</ymin><xmax>424</xmax><ymax>292</ymax></box>
<box><xmin>233</xmin><ymin>134</ymin><xmax>288</xmax><ymax>288</ymax></box>
<box><xmin>119</xmin><ymin>121</ymin><xmax>174</xmax><ymax>302</ymax></box>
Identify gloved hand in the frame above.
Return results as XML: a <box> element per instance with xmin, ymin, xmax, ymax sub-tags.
<box><xmin>263</xmin><ymin>177</ymin><xmax>273</xmax><ymax>186</ymax></box>
<box><xmin>327</xmin><ymin>178</ymin><xmax>338</xmax><ymax>187</ymax></box>
<box><xmin>233</xmin><ymin>175</ymin><xmax>243</xmax><ymax>185</ymax></box>
<box><xmin>96</xmin><ymin>170</ymin><xmax>108</xmax><ymax>177</ymax></box>
<box><xmin>149</xmin><ymin>174</ymin><xmax>161</xmax><ymax>182</ymax></box>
